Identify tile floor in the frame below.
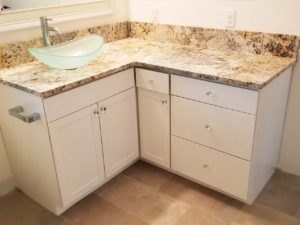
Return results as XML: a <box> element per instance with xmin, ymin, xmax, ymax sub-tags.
<box><xmin>0</xmin><ymin>160</ymin><xmax>300</xmax><ymax>225</ymax></box>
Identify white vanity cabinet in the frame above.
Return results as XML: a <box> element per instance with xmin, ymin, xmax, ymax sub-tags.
<box><xmin>136</xmin><ymin>69</ymin><xmax>170</xmax><ymax>168</ymax></box>
<box><xmin>48</xmin><ymin>104</ymin><xmax>106</xmax><ymax>208</ymax></box>
<box><xmin>0</xmin><ymin>69</ymin><xmax>139</xmax><ymax>215</ymax></box>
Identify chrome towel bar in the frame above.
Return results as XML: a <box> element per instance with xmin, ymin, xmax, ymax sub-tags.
<box><xmin>9</xmin><ymin>105</ymin><xmax>40</xmax><ymax>123</ymax></box>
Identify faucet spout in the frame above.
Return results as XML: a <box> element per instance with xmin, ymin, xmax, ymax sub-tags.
<box><xmin>40</xmin><ymin>17</ymin><xmax>61</xmax><ymax>47</ymax></box>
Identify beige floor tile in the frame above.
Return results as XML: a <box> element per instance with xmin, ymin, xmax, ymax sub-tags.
<box><xmin>159</xmin><ymin>175</ymin><xmax>243</xmax><ymax>223</ymax></box>
<box><xmin>256</xmin><ymin>181</ymin><xmax>300</xmax><ymax>216</ymax></box>
<box><xmin>130</xmin><ymin>191</ymin><xmax>190</xmax><ymax>225</ymax></box>
<box><xmin>100</xmin><ymin>175</ymin><xmax>189</xmax><ymax>225</ymax></box>
<box><xmin>94</xmin><ymin>173</ymin><xmax>125</xmax><ymax>195</ymax></box>
<box><xmin>271</xmin><ymin>171</ymin><xmax>300</xmax><ymax>192</ymax></box>
<box><xmin>0</xmin><ymin>190</ymin><xmax>45</xmax><ymax>225</ymax></box>
<box><xmin>119</xmin><ymin>215</ymin><xmax>149</xmax><ymax>225</ymax></box>
<box><xmin>123</xmin><ymin>161</ymin><xmax>173</xmax><ymax>189</ymax></box>
<box><xmin>230</xmin><ymin>203</ymin><xmax>279</xmax><ymax>225</ymax></box>
<box><xmin>62</xmin><ymin>193</ymin><xmax>127</xmax><ymax>225</ymax></box>
<box><xmin>296</xmin><ymin>208</ymin><xmax>300</xmax><ymax>219</ymax></box>
<box><xmin>274</xmin><ymin>212</ymin><xmax>300</xmax><ymax>225</ymax></box>
<box><xmin>21</xmin><ymin>211</ymin><xmax>71</xmax><ymax>225</ymax></box>
<box><xmin>99</xmin><ymin>176</ymin><xmax>154</xmax><ymax>212</ymax></box>
<box><xmin>175</xmin><ymin>208</ymin><xmax>228</xmax><ymax>225</ymax></box>
<box><xmin>231</xmin><ymin>203</ymin><xmax>300</xmax><ymax>225</ymax></box>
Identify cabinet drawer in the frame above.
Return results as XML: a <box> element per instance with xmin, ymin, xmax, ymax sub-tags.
<box><xmin>136</xmin><ymin>68</ymin><xmax>169</xmax><ymax>94</ymax></box>
<box><xmin>171</xmin><ymin>136</ymin><xmax>250</xmax><ymax>200</ymax></box>
<box><xmin>171</xmin><ymin>96</ymin><xmax>255</xmax><ymax>160</ymax></box>
<box><xmin>44</xmin><ymin>69</ymin><xmax>135</xmax><ymax>122</ymax></box>
<box><xmin>171</xmin><ymin>75</ymin><xmax>258</xmax><ymax>114</ymax></box>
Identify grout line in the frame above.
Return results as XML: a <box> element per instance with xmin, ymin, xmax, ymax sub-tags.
<box><xmin>60</xmin><ymin>215</ymin><xmax>76</xmax><ymax>225</ymax></box>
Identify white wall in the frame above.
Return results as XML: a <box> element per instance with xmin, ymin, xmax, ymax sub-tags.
<box><xmin>129</xmin><ymin>0</ymin><xmax>300</xmax><ymax>175</ymax></box>
<box><xmin>5</xmin><ymin>0</ymin><xmax>100</xmax><ymax>11</ymax></box>
<box><xmin>0</xmin><ymin>0</ymin><xmax>129</xmax><ymax>44</ymax></box>
<box><xmin>129</xmin><ymin>0</ymin><xmax>300</xmax><ymax>35</ymax></box>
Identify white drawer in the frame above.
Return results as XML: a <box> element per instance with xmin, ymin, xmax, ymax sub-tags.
<box><xmin>171</xmin><ymin>75</ymin><xmax>258</xmax><ymax>114</ymax></box>
<box><xmin>171</xmin><ymin>136</ymin><xmax>250</xmax><ymax>200</ymax></box>
<box><xmin>136</xmin><ymin>68</ymin><xmax>169</xmax><ymax>94</ymax></box>
<box><xmin>44</xmin><ymin>69</ymin><xmax>135</xmax><ymax>122</ymax></box>
<box><xmin>171</xmin><ymin>96</ymin><xmax>255</xmax><ymax>160</ymax></box>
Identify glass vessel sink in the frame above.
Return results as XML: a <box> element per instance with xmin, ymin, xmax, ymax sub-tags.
<box><xmin>28</xmin><ymin>35</ymin><xmax>104</xmax><ymax>70</ymax></box>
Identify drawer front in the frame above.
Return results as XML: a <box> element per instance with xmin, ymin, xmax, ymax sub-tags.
<box><xmin>171</xmin><ymin>75</ymin><xmax>258</xmax><ymax>114</ymax></box>
<box><xmin>171</xmin><ymin>96</ymin><xmax>255</xmax><ymax>160</ymax></box>
<box><xmin>44</xmin><ymin>69</ymin><xmax>135</xmax><ymax>122</ymax></box>
<box><xmin>136</xmin><ymin>68</ymin><xmax>169</xmax><ymax>94</ymax></box>
<box><xmin>171</xmin><ymin>136</ymin><xmax>250</xmax><ymax>200</ymax></box>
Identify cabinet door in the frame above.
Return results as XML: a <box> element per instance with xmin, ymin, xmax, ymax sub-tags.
<box><xmin>99</xmin><ymin>88</ymin><xmax>139</xmax><ymax>178</ymax></box>
<box><xmin>49</xmin><ymin>104</ymin><xmax>105</xmax><ymax>207</ymax></box>
<box><xmin>138</xmin><ymin>89</ymin><xmax>170</xmax><ymax>168</ymax></box>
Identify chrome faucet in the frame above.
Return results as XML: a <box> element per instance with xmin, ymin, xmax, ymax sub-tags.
<box><xmin>40</xmin><ymin>17</ymin><xmax>61</xmax><ymax>47</ymax></box>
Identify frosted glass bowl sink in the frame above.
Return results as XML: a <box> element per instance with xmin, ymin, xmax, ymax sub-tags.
<box><xmin>28</xmin><ymin>35</ymin><xmax>104</xmax><ymax>70</ymax></box>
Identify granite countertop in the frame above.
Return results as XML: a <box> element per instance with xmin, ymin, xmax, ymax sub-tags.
<box><xmin>0</xmin><ymin>38</ymin><xmax>295</xmax><ymax>98</ymax></box>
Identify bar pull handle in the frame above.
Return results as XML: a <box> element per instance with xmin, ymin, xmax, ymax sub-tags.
<box><xmin>9</xmin><ymin>105</ymin><xmax>41</xmax><ymax>123</ymax></box>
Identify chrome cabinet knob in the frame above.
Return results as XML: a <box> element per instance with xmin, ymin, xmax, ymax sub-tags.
<box><xmin>100</xmin><ymin>106</ymin><xmax>107</xmax><ymax>114</ymax></box>
<box><xmin>202</xmin><ymin>164</ymin><xmax>209</xmax><ymax>169</ymax></box>
<box><xmin>206</xmin><ymin>91</ymin><xmax>214</xmax><ymax>97</ymax></box>
<box><xmin>162</xmin><ymin>100</ymin><xmax>168</xmax><ymax>104</ymax></box>
<box><xmin>93</xmin><ymin>109</ymin><xmax>100</xmax><ymax>116</ymax></box>
<box><xmin>204</xmin><ymin>124</ymin><xmax>211</xmax><ymax>131</ymax></box>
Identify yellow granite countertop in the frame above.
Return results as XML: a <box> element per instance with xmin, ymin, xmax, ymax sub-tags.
<box><xmin>0</xmin><ymin>38</ymin><xmax>295</xmax><ymax>98</ymax></box>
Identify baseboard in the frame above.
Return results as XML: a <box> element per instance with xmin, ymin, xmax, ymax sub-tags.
<box><xmin>276</xmin><ymin>164</ymin><xmax>300</xmax><ymax>176</ymax></box>
<box><xmin>0</xmin><ymin>178</ymin><xmax>15</xmax><ymax>196</ymax></box>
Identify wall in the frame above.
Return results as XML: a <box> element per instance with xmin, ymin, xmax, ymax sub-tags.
<box><xmin>4</xmin><ymin>0</ymin><xmax>99</xmax><ymax>11</ymax></box>
<box><xmin>0</xmin><ymin>0</ymin><xmax>129</xmax><ymax>44</ymax></box>
<box><xmin>129</xmin><ymin>0</ymin><xmax>300</xmax><ymax>175</ymax></box>
<box><xmin>0</xmin><ymin>0</ymin><xmax>129</xmax><ymax>195</ymax></box>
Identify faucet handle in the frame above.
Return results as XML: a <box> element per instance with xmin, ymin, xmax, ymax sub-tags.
<box><xmin>40</xmin><ymin>16</ymin><xmax>52</xmax><ymax>24</ymax></box>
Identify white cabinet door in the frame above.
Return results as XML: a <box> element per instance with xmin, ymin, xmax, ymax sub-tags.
<box><xmin>49</xmin><ymin>104</ymin><xmax>105</xmax><ymax>207</ymax></box>
<box><xmin>138</xmin><ymin>89</ymin><xmax>170</xmax><ymax>168</ymax></box>
<box><xmin>99</xmin><ymin>88</ymin><xmax>139</xmax><ymax>178</ymax></box>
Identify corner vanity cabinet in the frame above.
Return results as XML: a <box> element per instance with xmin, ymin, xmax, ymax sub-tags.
<box><xmin>136</xmin><ymin>69</ymin><xmax>171</xmax><ymax>169</ymax></box>
<box><xmin>0</xmin><ymin>69</ymin><xmax>139</xmax><ymax>214</ymax></box>
<box><xmin>0</xmin><ymin>66</ymin><xmax>292</xmax><ymax>215</ymax></box>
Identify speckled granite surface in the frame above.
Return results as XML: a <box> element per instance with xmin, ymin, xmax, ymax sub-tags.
<box><xmin>1</xmin><ymin>21</ymin><xmax>299</xmax><ymax>69</ymax></box>
<box><xmin>0</xmin><ymin>22</ymin><xmax>129</xmax><ymax>68</ymax></box>
<box><xmin>130</xmin><ymin>22</ymin><xmax>299</xmax><ymax>58</ymax></box>
<box><xmin>0</xmin><ymin>38</ymin><xmax>295</xmax><ymax>98</ymax></box>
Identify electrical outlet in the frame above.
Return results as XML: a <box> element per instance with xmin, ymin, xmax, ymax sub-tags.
<box><xmin>152</xmin><ymin>8</ymin><xmax>159</xmax><ymax>23</ymax></box>
<box><xmin>224</xmin><ymin>9</ymin><xmax>236</xmax><ymax>28</ymax></box>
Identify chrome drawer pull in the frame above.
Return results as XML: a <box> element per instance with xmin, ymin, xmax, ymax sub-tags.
<box><xmin>206</xmin><ymin>91</ymin><xmax>214</xmax><ymax>97</ymax></box>
<box><xmin>204</xmin><ymin>124</ymin><xmax>211</xmax><ymax>131</ymax></box>
<box><xmin>9</xmin><ymin>105</ymin><xmax>40</xmax><ymax>123</ymax></box>
<box><xmin>202</xmin><ymin>164</ymin><xmax>209</xmax><ymax>169</ymax></box>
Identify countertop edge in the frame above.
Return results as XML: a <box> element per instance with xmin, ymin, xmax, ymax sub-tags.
<box><xmin>0</xmin><ymin>60</ymin><xmax>295</xmax><ymax>99</ymax></box>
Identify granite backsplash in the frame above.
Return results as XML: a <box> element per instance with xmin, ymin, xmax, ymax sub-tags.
<box><xmin>129</xmin><ymin>22</ymin><xmax>300</xmax><ymax>59</ymax></box>
<box><xmin>0</xmin><ymin>21</ymin><xmax>299</xmax><ymax>69</ymax></box>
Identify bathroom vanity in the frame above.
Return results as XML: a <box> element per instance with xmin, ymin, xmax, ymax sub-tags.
<box><xmin>0</xmin><ymin>38</ymin><xmax>294</xmax><ymax>215</ymax></box>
